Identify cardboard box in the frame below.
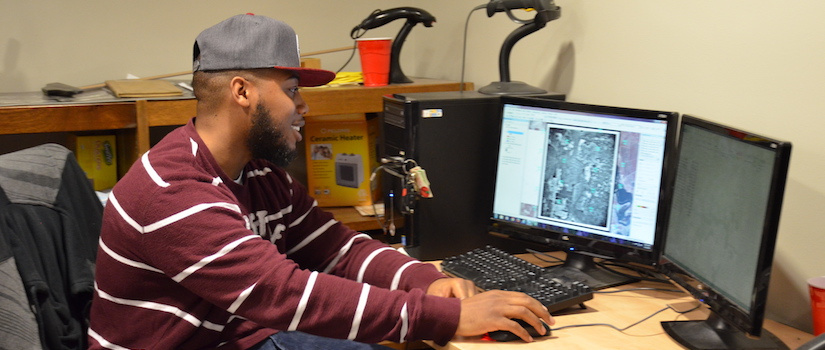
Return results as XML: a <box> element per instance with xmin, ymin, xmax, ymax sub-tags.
<box><xmin>74</xmin><ymin>135</ymin><xmax>118</xmax><ymax>191</ymax></box>
<box><xmin>304</xmin><ymin>114</ymin><xmax>381</xmax><ymax>207</ymax></box>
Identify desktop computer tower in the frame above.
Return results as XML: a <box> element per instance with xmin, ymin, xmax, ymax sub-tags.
<box><xmin>381</xmin><ymin>91</ymin><xmax>565</xmax><ymax>260</ymax></box>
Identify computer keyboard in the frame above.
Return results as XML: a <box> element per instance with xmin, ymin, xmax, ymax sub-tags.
<box><xmin>440</xmin><ymin>246</ymin><xmax>593</xmax><ymax>314</ymax></box>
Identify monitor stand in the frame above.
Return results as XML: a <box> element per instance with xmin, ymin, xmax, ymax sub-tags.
<box><xmin>661</xmin><ymin>313</ymin><xmax>789</xmax><ymax>350</ymax></box>
<box><xmin>543</xmin><ymin>250</ymin><xmax>638</xmax><ymax>290</ymax></box>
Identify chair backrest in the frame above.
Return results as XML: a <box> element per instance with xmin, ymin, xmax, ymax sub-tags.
<box><xmin>0</xmin><ymin>143</ymin><xmax>103</xmax><ymax>350</ymax></box>
<box><xmin>0</xmin><ymin>214</ymin><xmax>44</xmax><ymax>350</ymax></box>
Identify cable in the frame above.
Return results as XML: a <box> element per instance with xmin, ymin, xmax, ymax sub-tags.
<box><xmin>459</xmin><ymin>5</ymin><xmax>487</xmax><ymax>91</ymax></box>
<box><xmin>526</xmin><ymin>248</ymin><xmax>565</xmax><ymax>264</ymax></box>
<box><xmin>338</xmin><ymin>9</ymin><xmax>388</xmax><ymax>75</ymax></box>
<box><xmin>335</xmin><ymin>14</ymin><xmax>372</xmax><ymax>75</ymax></box>
<box><xmin>670</xmin><ymin>303</ymin><xmax>702</xmax><ymax>315</ymax></box>
<box><xmin>550</xmin><ymin>293</ymin><xmax>702</xmax><ymax>334</ymax></box>
<box><xmin>594</xmin><ymin>260</ymin><xmax>672</xmax><ymax>284</ymax></box>
<box><xmin>368</xmin><ymin>165</ymin><xmax>389</xmax><ymax>234</ymax></box>
<box><xmin>594</xmin><ymin>287</ymin><xmax>683</xmax><ymax>295</ymax></box>
<box><xmin>334</xmin><ymin>40</ymin><xmax>359</xmax><ymax>74</ymax></box>
<box><xmin>367</xmin><ymin>155</ymin><xmax>422</xmax><ymax>236</ymax></box>
<box><xmin>552</xmin><ymin>306</ymin><xmax>671</xmax><ymax>333</ymax></box>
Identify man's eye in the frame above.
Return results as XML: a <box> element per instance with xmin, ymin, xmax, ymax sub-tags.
<box><xmin>286</xmin><ymin>87</ymin><xmax>299</xmax><ymax>98</ymax></box>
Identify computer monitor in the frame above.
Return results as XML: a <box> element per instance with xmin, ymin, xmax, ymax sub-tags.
<box><xmin>660</xmin><ymin>115</ymin><xmax>792</xmax><ymax>349</ymax></box>
<box><xmin>490</xmin><ymin>96</ymin><xmax>678</xmax><ymax>289</ymax></box>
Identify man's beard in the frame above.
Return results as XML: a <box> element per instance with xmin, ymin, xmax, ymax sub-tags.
<box><xmin>248</xmin><ymin>103</ymin><xmax>298</xmax><ymax>168</ymax></box>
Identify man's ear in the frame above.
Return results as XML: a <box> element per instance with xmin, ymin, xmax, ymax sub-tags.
<box><xmin>230</xmin><ymin>76</ymin><xmax>252</xmax><ymax>108</ymax></box>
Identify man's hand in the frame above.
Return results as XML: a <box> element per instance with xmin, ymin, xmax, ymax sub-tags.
<box><xmin>426</xmin><ymin>277</ymin><xmax>477</xmax><ymax>299</ymax></box>
<box><xmin>455</xmin><ymin>290</ymin><xmax>554</xmax><ymax>342</ymax></box>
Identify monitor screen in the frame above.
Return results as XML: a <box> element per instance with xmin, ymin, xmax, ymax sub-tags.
<box><xmin>490</xmin><ymin>96</ymin><xmax>677</xmax><ymax>289</ymax></box>
<box><xmin>660</xmin><ymin>114</ymin><xmax>791</xmax><ymax>349</ymax></box>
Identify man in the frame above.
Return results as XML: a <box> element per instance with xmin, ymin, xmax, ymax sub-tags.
<box><xmin>88</xmin><ymin>14</ymin><xmax>552</xmax><ymax>350</ymax></box>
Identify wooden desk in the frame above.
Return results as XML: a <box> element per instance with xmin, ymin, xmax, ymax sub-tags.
<box><xmin>427</xmin><ymin>253</ymin><xmax>814</xmax><ymax>350</ymax></box>
<box><xmin>0</xmin><ymin>78</ymin><xmax>468</xmax><ymax>231</ymax></box>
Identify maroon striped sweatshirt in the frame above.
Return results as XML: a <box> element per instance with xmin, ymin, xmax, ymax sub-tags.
<box><xmin>88</xmin><ymin>119</ymin><xmax>460</xmax><ymax>350</ymax></box>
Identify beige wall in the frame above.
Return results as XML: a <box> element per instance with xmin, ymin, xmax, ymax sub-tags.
<box><xmin>0</xmin><ymin>0</ymin><xmax>410</xmax><ymax>91</ymax></box>
<box><xmin>414</xmin><ymin>0</ymin><xmax>825</xmax><ymax>332</ymax></box>
<box><xmin>3</xmin><ymin>0</ymin><xmax>823</xmax><ymax>334</ymax></box>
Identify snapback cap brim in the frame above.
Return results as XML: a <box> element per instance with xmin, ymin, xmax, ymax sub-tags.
<box><xmin>279</xmin><ymin>66</ymin><xmax>336</xmax><ymax>87</ymax></box>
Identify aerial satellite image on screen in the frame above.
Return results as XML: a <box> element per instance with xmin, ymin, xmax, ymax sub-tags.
<box><xmin>540</xmin><ymin>125</ymin><xmax>631</xmax><ymax>234</ymax></box>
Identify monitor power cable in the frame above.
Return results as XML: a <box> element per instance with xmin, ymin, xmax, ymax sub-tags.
<box><xmin>550</xmin><ymin>301</ymin><xmax>701</xmax><ymax>335</ymax></box>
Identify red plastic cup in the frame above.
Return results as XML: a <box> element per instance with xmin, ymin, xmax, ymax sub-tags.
<box><xmin>356</xmin><ymin>38</ymin><xmax>392</xmax><ymax>87</ymax></box>
<box><xmin>809</xmin><ymin>276</ymin><xmax>825</xmax><ymax>335</ymax></box>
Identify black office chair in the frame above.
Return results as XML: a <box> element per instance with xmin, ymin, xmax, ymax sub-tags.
<box><xmin>0</xmin><ymin>143</ymin><xmax>103</xmax><ymax>350</ymax></box>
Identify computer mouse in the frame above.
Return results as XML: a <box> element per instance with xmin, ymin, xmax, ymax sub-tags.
<box><xmin>487</xmin><ymin>318</ymin><xmax>552</xmax><ymax>342</ymax></box>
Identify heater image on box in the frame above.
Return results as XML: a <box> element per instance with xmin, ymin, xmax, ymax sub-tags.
<box><xmin>335</xmin><ymin>153</ymin><xmax>364</xmax><ymax>188</ymax></box>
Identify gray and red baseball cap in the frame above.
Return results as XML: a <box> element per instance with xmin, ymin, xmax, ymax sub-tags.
<box><xmin>193</xmin><ymin>13</ymin><xmax>335</xmax><ymax>87</ymax></box>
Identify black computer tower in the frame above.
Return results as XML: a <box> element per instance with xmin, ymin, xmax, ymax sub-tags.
<box><xmin>381</xmin><ymin>91</ymin><xmax>565</xmax><ymax>260</ymax></box>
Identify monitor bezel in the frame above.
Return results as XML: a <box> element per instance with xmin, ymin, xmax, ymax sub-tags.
<box><xmin>660</xmin><ymin>114</ymin><xmax>792</xmax><ymax>337</ymax></box>
<box><xmin>489</xmin><ymin>96</ymin><xmax>679</xmax><ymax>267</ymax></box>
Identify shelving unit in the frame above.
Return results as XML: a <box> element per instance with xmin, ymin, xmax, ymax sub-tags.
<box><xmin>0</xmin><ymin>78</ymin><xmax>471</xmax><ymax>231</ymax></box>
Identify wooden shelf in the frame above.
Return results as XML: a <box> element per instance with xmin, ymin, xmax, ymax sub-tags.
<box><xmin>0</xmin><ymin>78</ymin><xmax>471</xmax><ymax>231</ymax></box>
<box><xmin>137</xmin><ymin>78</ymin><xmax>467</xmax><ymax>124</ymax></box>
<box><xmin>0</xmin><ymin>102</ymin><xmax>136</xmax><ymax>134</ymax></box>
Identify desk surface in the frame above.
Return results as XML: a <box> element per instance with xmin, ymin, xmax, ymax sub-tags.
<box><xmin>427</xmin><ymin>253</ymin><xmax>814</xmax><ymax>350</ymax></box>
